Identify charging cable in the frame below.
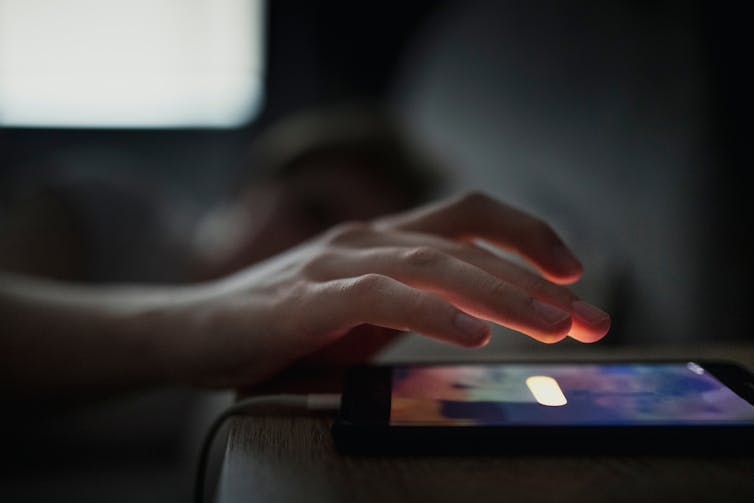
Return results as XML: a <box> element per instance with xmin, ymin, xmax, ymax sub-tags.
<box><xmin>195</xmin><ymin>393</ymin><xmax>342</xmax><ymax>503</ymax></box>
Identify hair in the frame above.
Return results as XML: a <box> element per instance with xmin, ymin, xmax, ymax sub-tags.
<box><xmin>240</xmin><ymin>101</ymin><xmax>447</xmax><ymax>206</ymax></box>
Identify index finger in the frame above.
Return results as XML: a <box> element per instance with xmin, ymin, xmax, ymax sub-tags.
<box><xmin>376</xmin><ymin>191</ymin><xmax>583</xmax><ymax>284</ymax></box>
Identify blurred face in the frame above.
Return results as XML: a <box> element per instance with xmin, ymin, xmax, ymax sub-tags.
<box><xmin>278</xmin><ymin>158</ymin><xmax>409</xmax><ymax>235</ymax></box>
<box><xmin>199</xmin><ymin>158</ymin><xmax>410</xmax><ymax>276</ymax></box>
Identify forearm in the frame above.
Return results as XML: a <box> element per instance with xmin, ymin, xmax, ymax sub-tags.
<box><xmin>0</xmin><ymin>192</ymin><xmax>612</xmax><ymax>403</ymax></box>
<box><xmin>0</xmin><ymin>273</ymin><xmax>190</xmax><ymax>403</ymax></box>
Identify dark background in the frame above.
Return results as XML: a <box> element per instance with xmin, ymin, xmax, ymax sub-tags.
<box><xmin>1</xmin><ymin>0</ymin><xmax>750</xmax><ymax>342</ymax></box>
<box><xmin>1</xmin><ymin>2</ymin><xmax>752</xmax><ymax>502</ymax></box>
<box><xmin>0</xmin><ymin>1</ymin><xmax>438</xmax><ymax>205</ymax></box>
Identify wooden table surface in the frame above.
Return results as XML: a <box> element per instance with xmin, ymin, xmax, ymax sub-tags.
<box><xmin>216</xmin><ymin>340</ymin><xmax>754</xmax><ymax>503</ymax></box>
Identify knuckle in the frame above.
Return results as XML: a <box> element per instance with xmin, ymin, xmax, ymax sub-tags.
<box><xmin>402</xmin><ymin>290</ymin><xmax>426</xmax><ymax>313</ymax></box>
<box><xmin>551</xmin><ymin>286</ymin><xmax>579</xmax><ymax>304</ymax></box>
<box><xmin>516</xmin><ymin>292</ymin><xmax>543</xmax><ymax>317</ymax></box>
<box><xmin>403</xmin><ymin>246</ymin><xmax>444</xmax><ymax>268</ymax></box>
<box><xmin>453</xmin><ymin>191</ymin><xmax>496</xmax><ymax>219</ymax></box>
<box><xmin>458</xmin><ymin>190</ymin><xmax>491</xmax><ymax>209</ymax></box>
<box><xmin>521</xmin><ymin>273</ymin><xmax>547</xmax><ymax>292</ymax></box>
<box><xmin>404</xmin><ymin>291</ymin><xmax>441</xmax><ymax>318</ymax></box>
<box><xmin>299</xmin><ymin>251</ymin><xmax>335</xmax><ymax>278</ymax></box>
<box><xmin>522</xmin><ymin>294</ymin><xmax>538</xmax><ymax>311</ymax></box>
<box><xmin>488</xmin><ymin>279</ymin><xmax>514</xmax><ymax>300</ymax></box>
<box><xmin>350</xmin><ymin>273</ymin><xmax>389</xmax><ymax>295</ymax></box>
<box><xmin>453</xmin><ymin>241</ymin><xmax>487</xmax><ymax>261</ymax></box>
<box><xmin>325</xmin><ymin>220</ymin><xmax>371</xmax><ymax>244</ymax></box>
<box><xmin>520</xmin><ymin>273</ymin><xmax>576</xmax><ymax>303</ymax></box>
<box><xmin>452</xmin><ymin>191</ymin><xmax>493</xmax><ymax>215</ymax></box>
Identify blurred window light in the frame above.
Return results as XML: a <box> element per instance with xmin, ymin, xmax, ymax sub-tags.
<box><xmin>0</xmin><ymin>0</ymin><xmax>265</xmax><ymax>128</ymax></box>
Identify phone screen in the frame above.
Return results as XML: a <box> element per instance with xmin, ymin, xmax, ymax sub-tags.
<box><xmin>390</xmin><ymin>362</ymin><xmax>754</xmax><ymax>426</ymax></box>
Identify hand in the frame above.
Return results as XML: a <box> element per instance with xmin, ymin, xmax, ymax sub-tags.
<box><xmin>163</xmin><ymin>192</ymin><xmax>610</xmax><ymax>388</ymax></box>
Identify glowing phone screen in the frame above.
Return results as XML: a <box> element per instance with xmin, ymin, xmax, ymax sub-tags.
<box><xmin>389</xmin><ymin>363</ymin><xmax>754</xmax><ymax>426</ymax></box>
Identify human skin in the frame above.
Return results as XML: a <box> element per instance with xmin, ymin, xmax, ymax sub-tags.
<box><xmin>0</xmin><ymin>192</ymin><xmax>609</xmax><ymax>403</ymax></box>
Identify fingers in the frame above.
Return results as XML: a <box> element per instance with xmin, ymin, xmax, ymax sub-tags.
<box><xmin>301</xmin><ymin>248</ymin><xmax>573</xmax><ymax>343</ymax></box>
<box><xmin>310</xmin><ymin>191</ymin><xmax>610</xmax><ymax>344</ymax></box>
<box><xmin>304</xmin><ymin>274</ymin><xmax>492</xmax><ymax>348</ymax></box>
<box><xmin>318</xmin><ymin>229</ymin><xmax>609</xmax><ymax>342</ymax></box>
<box><xmin>377</xmin><ymin>191</ymin><xmax>583</xmax><ymax>284</ymax></box>
<box><xmin>429</xmin><ymin>241</ymin><xmax>610</xmax><ymax>342</ymax></box>
<box><xmin>441</xmin><ymin>245</ymin><xmax>609</xmax><ymax>342</ymax></box>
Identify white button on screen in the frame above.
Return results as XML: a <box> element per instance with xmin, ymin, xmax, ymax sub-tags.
<box><xmin>525</xmin><ymin>376</ymin><xmax>567</xmax><ymax>406</ymax></box>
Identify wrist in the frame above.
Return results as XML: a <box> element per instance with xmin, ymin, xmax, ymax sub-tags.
<box><xmin>121</xmin><ymin>284</ymin><xmax>217</xmax><ymax>388</ymax></box>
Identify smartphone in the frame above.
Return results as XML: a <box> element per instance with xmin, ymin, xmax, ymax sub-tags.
<box><xmin>332</xmin><ymin>360</ymin><xmax>754</xmax><ymax>454</ymax></box>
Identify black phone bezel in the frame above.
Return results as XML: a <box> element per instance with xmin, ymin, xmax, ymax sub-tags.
<box><xmin>332</xmin><ymin>360</ymin><xmax>754</xmax><ymax>455</ymax></box>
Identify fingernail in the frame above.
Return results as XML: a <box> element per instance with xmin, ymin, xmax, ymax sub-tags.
<box><xmin>532</xmin><ymin>300</ymin><xmax>571</xmax><ymax>326</ymax></box>
<box><xmin>552</xmin><ymin>244</ymin><xmax>583</xmax><ymax>275</ymax></box>
<box><xmin>453</xmin><ymin>312</ymin><xmax>489</xmax><ymax>340</ymax></box>
<box><xmin>572</xmin><ymin>300</ymin><xmax>610</xmax><ymax>326</ymax></box>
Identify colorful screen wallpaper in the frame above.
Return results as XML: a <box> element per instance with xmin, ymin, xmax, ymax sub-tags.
<box><xmin>389</xmin><ymin>363</ymin><xmax>754</xmax><ymax>426</ymax></box>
